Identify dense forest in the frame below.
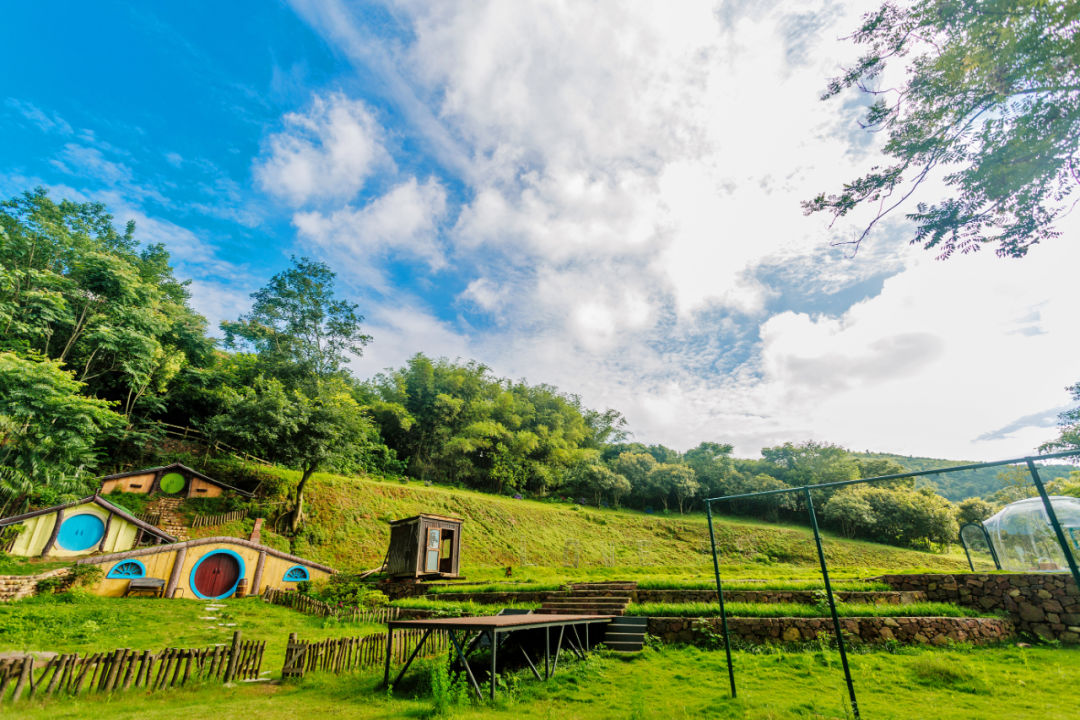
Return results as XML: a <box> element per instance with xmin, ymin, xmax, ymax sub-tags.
<box><xmin>2</xmin><ymin>190</ymin><xmax>1078</xmax><ymax>550</ymax></box>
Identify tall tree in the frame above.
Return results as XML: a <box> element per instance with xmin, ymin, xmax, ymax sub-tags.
<box><xmin>222</xmin><ymin>256</ymin><xmax>371</xmax><ymax>377</ymax></box>
<box><xmin>1040</xmin><ymin>381</ymin><xmax>1080</xmax><ymax>455</ymax></box>
<box><xmin>806</xmin><ymin>0</ymin><xmax>1080</xmax><ymax>258</ymax></box>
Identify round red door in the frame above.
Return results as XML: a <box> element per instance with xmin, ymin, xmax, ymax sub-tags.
<box><xmin>192</xmin><ymin>552</ymin><xmax>241</xmax><ymax>598</ymax></box>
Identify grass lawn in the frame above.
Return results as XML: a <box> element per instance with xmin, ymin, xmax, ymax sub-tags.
<box><xmin>0</xmin><ymin>592</ymin><xmax>382</xmax><ymax>661</ymax></box>
<box><xmin>627</xmin><ymin>601</ymin><xmax>989</xmax><ymax>618</ymax></box>
<box><xmin>10</xmin><ymin>643</ymin><xmax>1078</xmax><ymax>719</ymax></box>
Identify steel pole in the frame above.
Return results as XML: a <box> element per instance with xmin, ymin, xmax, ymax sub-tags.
<box><xmin>1026</xmin><ymin>460</ymin><xmax>1080</xmax><ymax>591</ymax></box>
<box><xmin>706</xmin><ymin>502</ymin><xmax>736</xmax><ymax>698</ymax></box>
<box><xmin>804</xmin><ymin>488</ymin><xmax>859</xmax><ymax>720</ymax></box>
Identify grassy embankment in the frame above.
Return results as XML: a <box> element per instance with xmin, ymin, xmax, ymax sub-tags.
<box><xmin>0</xmin><ymin>592</ymin><xmax>381</xmax><ymax>659</ymax></box>
<box><xmin>208</xmin><ymin>467</ymin><xmax>970</xmax><ymax>583</ymax></box>
<box><xmin>10</xmin><ymin>643</ymin><xmax>1079</xmax><ymax>720</ymax></box>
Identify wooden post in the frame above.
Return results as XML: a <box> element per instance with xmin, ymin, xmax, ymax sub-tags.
<box><xmin>11</xmin><ymin>656</ymin><xmax>32</xmax><ymax>702</ymax></box>
<box><xmin>165</xmin><ymin>546</ymin><xmax>187</xmax><ymax>598</ymax></box>
<box><xmin>251</xmin><ymin>550</ymin><xmax>266</xmax><ymax>598</ymax></box>
<box><xmin>98</xmin><ymin>511</ymin><xmax>114</xmax><ymax>553</ymax></box>
<box><xmin>223</xmin><ymin>631</ymin><xmax>242</xmax><ymax>683</ymax></box>
<box><xmin>104</xmin><ymin>649</ymin><xmax>126</xmax><ymax>692</ymax></box>
<box><xmin>40</xmin><ymin>508</ymin><xmax>64</xmax><ymax>558</ymax></box>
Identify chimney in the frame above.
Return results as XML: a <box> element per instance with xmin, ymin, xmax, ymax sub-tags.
<box><xmin>249</xmin><ymin>517</ymin><xmax>264</xmax><ymax>544</ymax></box>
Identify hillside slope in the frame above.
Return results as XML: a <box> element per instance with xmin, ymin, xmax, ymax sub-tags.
<box><xmin>242</xmin><ymin>468</ymin><xmax>969</xmax><ymax>579</ymax></box>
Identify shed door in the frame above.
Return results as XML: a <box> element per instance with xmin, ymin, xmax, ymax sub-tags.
<box><xmin>193</xmin><ymin>552</ymin><xmax>240</xmax><ymax>598</ymax></box>
<box><xmin>424</xmin><ymin>528</ymin><xmax>441</xmax><ymax>572</ymax></box>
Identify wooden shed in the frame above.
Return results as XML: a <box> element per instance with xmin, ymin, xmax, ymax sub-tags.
<box><xmin>385</xmin><ymin>514</ymin><xmax>462</xmax><ymax>579</ymax></box>
<box><xmin>98</xmin><ymin>462</ymin><xmax>252</xmax><ymax>499</ymax></box>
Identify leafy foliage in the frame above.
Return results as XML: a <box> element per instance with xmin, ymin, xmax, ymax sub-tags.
<box><xmin>806</xmin><ymin>0</ymin><xmax>1080</xmax><ymax>257</ymax></box>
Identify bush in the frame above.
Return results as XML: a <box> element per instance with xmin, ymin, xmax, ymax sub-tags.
<box><xmin>313</xmin><ymin>574</ymin><xmax>389</xmax><ymax>608</ymax></box>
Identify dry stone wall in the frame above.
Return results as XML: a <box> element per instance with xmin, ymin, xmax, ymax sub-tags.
<box><xmin>874</xmin><ymin>573</ymin><xmax>1080</xmax><ymax>643</ymax></box>
<box><xmin>647</xmin><ymin>616</ymin><xmax>1013</xmax><ymax>646</ymax></box>
<box><xmin>633</xmin><ymin>589</ymin><xmax>926</xmax><ymax>605</ymax></box>
<box><xmin>0</xmin><ymin>568</ymin><xmax>71</xmax><ymax>602</ymax></box>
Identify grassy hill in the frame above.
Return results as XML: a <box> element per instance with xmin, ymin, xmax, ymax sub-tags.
<box><xmin>853</xmin><ymin>451</ymin><xmax>1077</xmax><ymax>500</ymax></box>
<box><xmin>215</xmin><ymin>467</ymin><xmax>969</xmax><ymax>581</ymax></box>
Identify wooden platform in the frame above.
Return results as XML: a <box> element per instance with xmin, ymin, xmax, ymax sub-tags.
<box><xmin>384</xmin><ymin>613</ymin><xmax>613</xmax><ymax>700</ymax></box>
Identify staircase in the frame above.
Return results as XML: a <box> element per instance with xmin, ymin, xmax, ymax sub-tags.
<box><xmin>536</xmin><ymin>581</ymin><xmax>637</xmax><ymax>616</ymax></box>
<box><xmin>602</xmin><ymin>616</ymin><xmax>649</xmax><ymax>652</ymax></box>
<box><xmin>145</xmin><ymin>497</ymin><xmax>188</xmax><ymax>541</ymax></box>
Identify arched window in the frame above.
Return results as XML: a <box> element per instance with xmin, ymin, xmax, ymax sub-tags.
<box><xmin>107</xmin><ymin>559</ymin><xmax>146</xmax><ymax>579</ymax></box>
<box><xmin>283</xmin><ymin>565</ymin><xmax>309</xmax><ymax>582</ymax></box>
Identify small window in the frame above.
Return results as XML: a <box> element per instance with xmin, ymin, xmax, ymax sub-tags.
<box><xmin>107</xmin><ymin>560</ymin><xmax>146</xmax><ymax>579</ymax></box>
<box><xmin>283</xmin><ymin>565</ymin><xmax>309</xmax><ymax>582</ymax></box>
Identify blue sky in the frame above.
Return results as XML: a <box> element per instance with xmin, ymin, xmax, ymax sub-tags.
<box><xmin>2</xmin><ymin>0</ymin><xmax>1077</xmax><ymax>459</ymax></box>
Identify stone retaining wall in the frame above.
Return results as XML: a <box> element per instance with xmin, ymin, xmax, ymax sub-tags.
<box><xmin>647</xmin><ymin>616</ymin><xmax>1013</xmax><ymax>646</ymax></box>
<box><xmin>421</xmin><ymin>591</ymin><xmax>551</xmax><ymax>604</ymax></box>
<box><xmin>874</xmin><ymin>573</ymin><xmax>1080</xmax><ymax>643</ymax></box>
<box><xmin>0</xmin><ymin>568</ymin><xmax>72</xmax><ymax>602</ymax></box>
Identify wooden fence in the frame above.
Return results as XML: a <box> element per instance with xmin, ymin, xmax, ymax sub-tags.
<box><xmin>0</xmin><ymin>631</ymin><xmax>264</xmax><ymax>705</ymax></box>
<box><xmin>191</xmin><ymin>509</ymin><xmax>247</xmax><ymax>528</ymax></box>
<box><xmin>263</xmin><ymin>587</ymin><xmax>402</xmax><ymax>624</ymax></box>
<box><xmin>282</xmin><ymin>629</ymin><xmax>447</xmax><ymax>679</ymax></box>
<box><xmin>157</xmin><ymin>422</ymin><xmax>273</xmax><ymax>467</ymax></box>
<box><xmin>135</xmin><ymin>512</ymin><xmax>162</xmax><ymax>526</ymax></box>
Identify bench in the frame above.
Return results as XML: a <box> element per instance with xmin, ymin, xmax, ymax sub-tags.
<box><xmin>125</xmin><ymin>577</ymin><xmax>166</xmax><ymax>598</ymax></box>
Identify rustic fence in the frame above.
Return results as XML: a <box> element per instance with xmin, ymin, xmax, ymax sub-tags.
<box><xmin>262</xmin><ymin>587</ymin><xmax>402</xmax><ymax>623</ymax></box>
<box><xmin>282</xmin><ymin>629</ymin><xmax>447</xmax><ymax>679</ymax></box>
<box><xmin>157</xmin><ymin>422</ymin><xmax>273</xmax><ymax>467</ymax></box>
<box><xmin>0</xmin><ymin>631</ymin><xmax>264</xmax><ymax>705</ymax></box>
<box><xmin>191</xmin><ymin>509</ymin><xmax>247</xmax><ymax>528</ymax></box>
<box><xmin>135</xmin><ymin>512</ymin><xmax>162</xmax><ymax>526</ymax></box>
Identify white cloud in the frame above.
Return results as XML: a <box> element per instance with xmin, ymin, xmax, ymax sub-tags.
<box><xmin>285</xmin><ymin>0</ymin><xmax>1080</xmax><ymax>460</ymax></box>
<box><xmin>51</xmin><ymin>144</ymin><xmax>133</xmax><ymax>185</ymax></box>
<box><xmin>293</xmin><ymin>177</ymin><xmax>448</xmax><ymax>288</ymax></box>
<box><xmin>254</xmin><ymin>91</ymin><xmax>393</xmax><ymax>205</ymax></box>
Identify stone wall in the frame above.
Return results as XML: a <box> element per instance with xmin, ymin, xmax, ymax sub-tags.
<box><xmin>875</xmin><ymin>573</ymin><xmax>1080</xmax><ymax>643</ymax></box>
<box><xmin>0</xmin><ymin>568</ymin><xmax>72</xmax><ymax>602</ymax></box>
<box><xmin>647</xmin><ymin>615</ymin><xmax>1013</xmax><ymax>646</ymax></box>
<box><xmin>421</xmin><ymin>591</ymin><xmax>551</xmax><ymax>604</ymax></box>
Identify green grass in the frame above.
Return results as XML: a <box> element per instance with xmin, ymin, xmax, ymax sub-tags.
<box><xmin>258</xmin><ymin>467</ymin><xmax>970</xmax><ymax>577</ymax></box>
<box><xmin>635</xmin><ymin>578</ymin><xmax>892</xmax><ymax>591</ymax></box>
<box><xmin>0</xmin><ymin>555</ymin><xmax>71</xmax><ymax>576</ymax></box>
<box><xmin>0</xmin><ymin>591</ymin><xmax>382</xmax><ymax>660</ymax></box>
<box><xmin>627</xmin><ymin>601</ymin><xmax>990</xmax><ymax>618</ymax></box>
<box><xmin>388</xmin><ymin>597</ymin><xmax>541</xmax><ymax>616</ymax></box>
<box><xmin>10</xmin><ymin>643</ymin><xmax>1078</xmax><ymax>719</ymax></box>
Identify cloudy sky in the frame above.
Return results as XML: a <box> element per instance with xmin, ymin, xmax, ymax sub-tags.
<box><xmin>2</xmin><ymin>0</ymin><xmax>1077</xmax><ymax>461</ymax></box>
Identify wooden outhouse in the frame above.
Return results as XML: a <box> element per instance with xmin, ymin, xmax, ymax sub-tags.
<box><xmin>0</xmin><ymin>495</ymin><xmax>176</xmax><ymax>558</ymax></box>
<box><xmin>98</xmin><ymin>462</ymin><xmax>252</xmax><ymax>499</ymax></box>
<box><xmin>385</xmin><ymin>514</ymin><xmax>462</xmax><ymax>579</ymax></box>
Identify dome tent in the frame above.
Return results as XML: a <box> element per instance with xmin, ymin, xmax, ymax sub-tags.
<box><xmin>981</xmin><ymin>496</ymin><xmax>1080</xmax><ymax>572</ymax></box>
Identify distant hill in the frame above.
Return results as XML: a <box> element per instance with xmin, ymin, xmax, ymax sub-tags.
<box><xmin>852</xmin><ymin>452</ymin><xmax>1077</xmax><ymax>501</ymax></box>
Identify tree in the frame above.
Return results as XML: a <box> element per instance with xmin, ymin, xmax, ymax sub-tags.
<box><xmin>685</xmin><ymin>441</ymin><xmax>736</xmax><ymax>497</ymax></box>
<box><xmin>0</xmin><ymin>351</ymin><xmax>122</xmax><ymax>478</ymax></box>
<box><xmin>222</xmin><ymin>256</ymin><xmax>371</xmax><ymax>377</ymax></box>
<box><xmin>645</xmin><ymin>463</ymin><xmax>698</xmax><ymax>513</ymax></box>
<box><xmin>206</xmin><ymin>376</ymin><xmax>376</xmax><ymax>532</ymax></box>
<box><xmin>956</xmin><ymin>497</ymin><xmax>995</xmax><ymax>526</ymax></box>
<box><xmin>1040</xmin><ymin>381</ymin><xmax>1080</xmax><ymax>455</ymax></box>
<box><xmin>806</xmin><ymin>0</ymin><xmax>1080</xmax><ymax>258</ymax></box>
<box><xmin>823</xmin><ymin>488</ymin><xmax>877</xmax><ymax>538</ymax></box>
<box><xmin>613</xmin><ymin>452</ymin><xmax>658</xmax><ymax>503</ymax></box>
<box><xmin>0</xmin><ymin>189</ymin><xmax>212</xmax><ymax>423</ymax></box>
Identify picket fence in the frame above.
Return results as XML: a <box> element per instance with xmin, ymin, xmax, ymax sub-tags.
<box><xmin>191</xmin><ymin>509</ymin><xmax>247</xmax><ymax>528</ymax></box>
<box><xmin>0</xmin><ymin>631</ymin><xmax>264</xmax><ymax>705</ymax></box>
<box><xmin>282</xmin><ymin>629</ymin><xmax>448</xmax><ymax>679</ymax></box>
<box><xmin>262</xmin><ymin>586</ymin><xmax>402</xmax><ymax>624</ymax></box>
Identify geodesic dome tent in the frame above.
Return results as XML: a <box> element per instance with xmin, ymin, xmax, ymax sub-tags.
<box><xmin>980</xmin><ymin>496</ymin><xmax>1080</xmax><ymax>572</ymax></box>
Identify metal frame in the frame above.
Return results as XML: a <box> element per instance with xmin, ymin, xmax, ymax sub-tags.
<box><xmin>959</xmin><ymin>522</ymin><xmax>1001</xmax><ymax>571</ymax></box>
<box><xmin>704</xmin><ymin>450</ymin><xmax>1080</xmax><ymax>720</ymax></box>
<box><xmin>383</xmin><ymin>615</ymin><xmax>610</xmax><ymax>701</ymax></box>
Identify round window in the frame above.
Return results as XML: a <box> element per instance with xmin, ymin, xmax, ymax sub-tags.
<box><xmin>57</xmin><ymin>514</ymin><xmax>105</xmax><ymax>551</ymax></box>
<box><xmin>159</xmin><ymin>472</ymin><xmax>186</xmax><ymax>494</ymax></box>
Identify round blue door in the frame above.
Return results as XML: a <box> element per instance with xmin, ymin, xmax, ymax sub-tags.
<box><xmin>57</xmin><ymin>514</ymin><xmax>105</xmax><ymax>551</ymax></box>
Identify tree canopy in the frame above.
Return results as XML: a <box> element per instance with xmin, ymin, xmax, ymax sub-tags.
<box><xmin>806</xmin><ymin>0</ymin><xmax>1080</xmax><ymax>258</ymax></box>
